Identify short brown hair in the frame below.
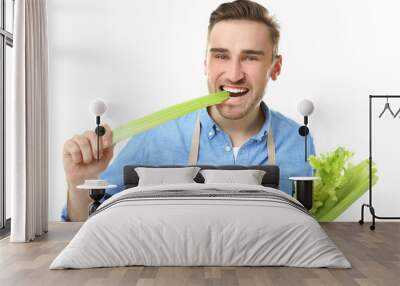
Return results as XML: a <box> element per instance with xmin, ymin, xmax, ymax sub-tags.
<box><xmin>208</xmin><ymin>0</ymin><xmax>280</xmax><ymax>59</ymax></box>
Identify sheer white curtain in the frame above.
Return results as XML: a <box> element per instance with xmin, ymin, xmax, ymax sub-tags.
<box><xmin>10</xmin><ymin>0</ymin><xmax>49</xmax><ymax>242</ymax></box>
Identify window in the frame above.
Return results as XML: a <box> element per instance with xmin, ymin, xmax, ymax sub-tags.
<box><xmin>0</xmin><ymin>0</ymin><xmax>14</xmax><ymax>235</ymax></box>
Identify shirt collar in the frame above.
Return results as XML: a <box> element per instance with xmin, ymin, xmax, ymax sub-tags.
<box><xmin>199</xmin><ymin>100</ymin><xmax>271</xmax><ymax>141</ymax></box>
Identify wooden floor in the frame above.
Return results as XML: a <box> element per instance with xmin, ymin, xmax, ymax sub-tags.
<box><xmin>0</xmin><ymin>222</ymin><xmax>399</xmax><ymax>286</ymax></box>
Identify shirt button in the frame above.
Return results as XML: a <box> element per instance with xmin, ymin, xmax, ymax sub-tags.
<box><xmin>208</xmin><ymin>131</ymin><xmax>214</xmax><ymax>137</ymax></box>
<box><xmin>225</xmin><ymin>146</ymin><xmax>231</xmax><ymax>152</ymax></box>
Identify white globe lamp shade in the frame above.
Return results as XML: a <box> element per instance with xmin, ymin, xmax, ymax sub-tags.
<box><xmin>297</xmin><ymin>99</ymin><xmax>314</xmax><ymax>116</ymax></box>
<box><xmin>89</xmin><ymin>98</ymin><xmax>107</xmax><ymax>116</ymax></box>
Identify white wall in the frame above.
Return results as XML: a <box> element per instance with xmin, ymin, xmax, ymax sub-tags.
<box><xmin>47</xmin><ymin>0</ymin><xmax>400</xmax><ymax>221</ymax></box>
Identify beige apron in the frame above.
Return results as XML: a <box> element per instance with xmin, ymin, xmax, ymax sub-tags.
<box><xmin>187</xmin><ymin>113</ymin><xmax>276</xmax><ymax>165</ymax></box>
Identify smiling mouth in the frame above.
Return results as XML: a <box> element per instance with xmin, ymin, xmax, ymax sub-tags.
<box><xmin>219</xmin><ymin>85</ymin><xmax>249</xmax><ymax>97</ymax></box>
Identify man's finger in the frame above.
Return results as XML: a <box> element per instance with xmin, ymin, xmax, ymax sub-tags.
<box><xmin>73</xmin><ymin>135</ymin><xmax>93</xmax><ymax>164</ymax></box>
<box><xmin>63</xmin><ymin>140</ymin><xmax>83</xmax><ymax>164</ymax></box>
<box><xmin>101</xmin><ymin>123</ymin><xmax>113</xmax><ymax>148</ymax></box>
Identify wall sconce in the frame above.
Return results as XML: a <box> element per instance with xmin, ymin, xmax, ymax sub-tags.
<box><xmin>297</xmin><ymin>99</ymin><xmax>315</xmax><ymax>162</ymax></box>
<box><xmin>76</xmin><ymin>98</ymin><xmax>116</xmax><ymax>215</ymax></box>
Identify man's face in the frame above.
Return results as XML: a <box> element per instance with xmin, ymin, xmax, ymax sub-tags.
<box><xmin>205</xmin><ymin>20</ymin><xmax>282</xmax><ymax>120</ymax></box>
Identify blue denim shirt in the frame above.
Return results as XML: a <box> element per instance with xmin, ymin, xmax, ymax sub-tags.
<box><xmin>61</xmin><ymin>101</ymin><xmax>315</xmax><ymax>221</ymax></box>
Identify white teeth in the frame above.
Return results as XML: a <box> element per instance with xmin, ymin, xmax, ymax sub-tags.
<box><xmin>222</xmin><ymin>86</ymin><xmax>248</xmax><ymax>93</ymax></box>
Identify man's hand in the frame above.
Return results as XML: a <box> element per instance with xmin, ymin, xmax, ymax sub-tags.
<box><xmin>63</xmin><ymin>123</ymin><xmax>114</xmax><ymax>186</ymax></box>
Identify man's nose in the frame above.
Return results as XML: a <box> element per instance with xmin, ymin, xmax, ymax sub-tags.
<box><xmin>226</xmin><ymin>59</ymin><xmax>245</xmax><ymax>83</ymax></box>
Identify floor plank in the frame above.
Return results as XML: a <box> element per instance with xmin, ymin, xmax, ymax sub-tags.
<box><xmin>0</xmin><ymin>222</ymin><xmax>399</xmax><ymax>286</ymax></box>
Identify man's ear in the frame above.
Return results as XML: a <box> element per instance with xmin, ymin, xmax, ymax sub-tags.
<box><xmin>270</xmin><ymin>55</ymin><xmax>282</xmax><ymax>81</ymax></box>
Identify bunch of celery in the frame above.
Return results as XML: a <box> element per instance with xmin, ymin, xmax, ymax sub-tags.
<box><xmin>308</xmin><ymin>147</ymin><xmax>378</xmax><ymax>221</ymax></box>
<box><xmin>112</xmin><ymin>91</ymin><xmax>229</xmax><ymax>144</ymax></box>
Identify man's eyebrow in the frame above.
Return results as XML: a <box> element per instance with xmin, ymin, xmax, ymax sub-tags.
<box><xmin>209</xmin><ymin>48</ymin><xmax>229</xmax><ymax>53</ymax></box>
<box><xmin>242</xmin><ymin>49</ymin><xmax>265</xmax><ymax>56</ymax></box>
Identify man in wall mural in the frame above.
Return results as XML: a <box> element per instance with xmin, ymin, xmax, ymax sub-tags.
<box><xmin>61</xmin><ymin>0</ymin><xmax>315</xmax><ymax>221</ymax></box>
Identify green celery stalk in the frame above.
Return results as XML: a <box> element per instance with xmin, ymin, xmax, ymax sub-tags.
<box><xmin>314</xmin><ymin>162</ymin><xmax>367</xmax><ymax>217</ymax></box>
<box><xmin>335</xmin><ymin>162</ymin><xmax>368</xmax><ymax>201</ymax></box>
<box><xmin>309</xmin><ymin>147</ymin><xmax>353</xmax><ymax>215</ymax></box>
<box><xmin>317</xmin><ymin>160</ymin><xmax>378</xmax><ymax>221</ymax></box>
<box><xmin>112</xmin><ymin>91</ymin><xmax>229</xmax><ymax>144</ymax></box>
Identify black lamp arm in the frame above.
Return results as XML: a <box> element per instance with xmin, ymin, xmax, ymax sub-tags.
<box><xmin>94</xmin><ymin>116</ymin><xmax>106</xmax><ymax>161</ymax></box>
<box><xmin>298</xmin><ymin>116</ymin><xmax>310</xmax><ymax>162</ymax></box>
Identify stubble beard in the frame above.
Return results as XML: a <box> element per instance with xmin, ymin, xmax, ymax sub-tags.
<box><xmin>215</xmin><ymin>101</ymin><xmax>255</xmax><ymax>120</ymax></box>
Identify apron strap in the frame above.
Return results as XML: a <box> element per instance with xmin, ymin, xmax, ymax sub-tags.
<box><xmin>187</xmin><ymin>111</ymin><xmax>276</xmax><ymax>165</ymax></box>
<box><xmin>187</xmin><ymin>113</ymin><xmax>201</xmax><ymax>165</ymax></box>
<box><xmin>267</xmin><ymin>129</ymin><xmax>276</xmax><ymax>165</ymax></box>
